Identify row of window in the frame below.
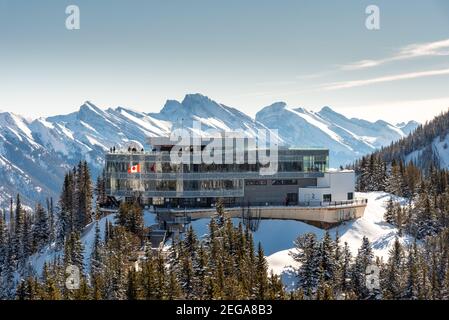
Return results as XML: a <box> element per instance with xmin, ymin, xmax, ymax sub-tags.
<box><xmin>322</xmin><ymin>192</ymin><xmax>354</xmax><ymax>202</ymax></box>
<box><xmin>105</xmin><ymin>158</ymin><xmax>328</xmax><ymax>174</ymax></box>
<box><xmin>245</xmin><ymin>179</ymin><xmax>299</xmax><ymax>186</ymax></box>
<box><xmin>106</xmin><ymin>178</ymin><xmax>244</xmax><ymax>192</ymax></box>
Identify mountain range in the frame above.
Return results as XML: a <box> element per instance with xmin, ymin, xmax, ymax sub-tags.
<box><xmin>0</xmin><ymin>93</ymin><xmax>419</xmax><ymax>206</ymax></box>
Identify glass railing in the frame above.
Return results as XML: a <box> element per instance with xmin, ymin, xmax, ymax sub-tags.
<box><xmin>106</xmin><ymin>171</ymin><xmax>325</xmax><ymax>180</ymax></box>
<box><xmin>105</xmin><ymin>189</ymin><xmax>245</xmax><ymax>197</ymax></box>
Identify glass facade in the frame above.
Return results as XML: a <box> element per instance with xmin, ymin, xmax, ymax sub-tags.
<box><xmin>104</xmin><ymin>147</ymin><xmax>329</xmax><ymax>205</ymax></box>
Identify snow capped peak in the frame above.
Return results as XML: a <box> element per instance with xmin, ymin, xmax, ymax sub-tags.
<box><xmin>255</xmin><ymin>102</ymin><xmax>287</xmax><ymax>120</ymax></box>
<box><xmin>180</xmin><ymin>93</ymin><xmax>226</xmax><ymax>116</ymax></box>
<box><xmin>263</xmin><ymin>101</ymin><xmax>287</xmax><ymax>111</ymax></box>
<box><xmin>319</xmin><ymin>106</ymin><xmax>334</xmax><ymax>113</ymax></box>
<box><xmin>182</xmin><ymin>93</ymin><xmax>215</xmax><ymax>105</ymax></box>
<box><xmin>396</xmin><ymin>120</ymin><xmax>420</xmax><ymax>135</ymax></box>
<box><xmin>79</xmin><ymin>101</ymin><xmax>104</xmax><ymax>117</ymax></box>
<box><xmin>159</xmin><ymin>100</ymin><xmax>183</xmax><ymax>117</ymax></box>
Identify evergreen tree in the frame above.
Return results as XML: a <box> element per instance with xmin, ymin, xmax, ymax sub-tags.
<box><xmin>14</xmin><ymin>194</ymin><xmax>24</xmax><ymax>261</ymax></box>
<box><xmin>384</xmin><ymin>198</ymin><xmax>395</xmax><ymax>225</ymax></box>
<box><xmin>47</xmin><ymin>198</ymin><xmax>55</xmax><ymax>245</ymax></box>
<box><xmin>1</xmin><ymin>233</ymin><xmax>16</xmax><ymax>299</ymax></box>
<box><xmin>291</xmin><ymin>233</ymin><xmax>321</xmax><ymax>297</ymax></box>
<box><xmin>0</xmin><ymin>213</ymin><xmax>5</xmax><ymax>273</ymax></box>
<box><xmin>352</xmin><ymin>237</ymin><xmax>373</xmax><ymax>299</ymax></box>
<box><xmin>382</xmin><ymin>238</ymin><xmax>404</xmax><ymax>299</ymax></box>
<box><xmin>254</xmin><ymin>243</ymin><xmax>269</xmax><ymax>299</ymax></box>
<box><xmin>76</xmin><ymin>161</ymin><xmax>93</xmax><ymax>230</ymax></box>
<box><xmin>339</xmin><ymin>242</ymin><xmax>353</xmax><ymax>298</ymax></box>
<box><xmin>33</xmin><ymin>203</ymin><xmax>49</xmax><ymax>251</ymax></box>
<box><xmin>320</xmin><ymin>231</ymin><xmax>337</xmax><ymax>283</ymax></box>
<box><xmin>90</xmin><ymin>221</ymin><xmax>103</xmax><ymax>277</ymax></box>
<box><xmin>58</xmin><ymin>173</ymin><xmax>74</xmax><ymax>246</ymax></box>
<box><xmin>126</xmin><ymin>269</ymin><xmax>140</xmax><ymax>300</ymax></box>
<box><xmin>22</xmin><ymin>212</ymin><xmax>33</xmax><ymax>263</ymax></box>
<box><xmin>116</xmin><ymin>201</ymin><xmax>144</xmax><ymax>236</ymax></box>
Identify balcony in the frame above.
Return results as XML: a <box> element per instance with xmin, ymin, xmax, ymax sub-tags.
<box><xmin>105</xmin><ymin>189</ymin><xmax>245</xmax><ymax>198</ymax></box>
<box><xmin>105</xmin><ymin>171</ymin><xmax>325</xmax><ymax>180</ymax></box>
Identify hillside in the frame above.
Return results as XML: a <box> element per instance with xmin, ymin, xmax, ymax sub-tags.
<box><xmin>266</xmin><ymin>192</ymin><xmax>413</xmax><ymax>289</ymax></box>
<box><xmin>370</xmin><ymin>109</ymin><xmax>449</xmax><ymax>170</ymax></box>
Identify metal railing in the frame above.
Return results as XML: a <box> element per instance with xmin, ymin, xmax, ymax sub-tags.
<box><xmin>297</xmin><ymin>199</ymin><xmax>368</xmax><ymax>208</ymax></box>
<box><xmin>147</xmin><ymin>198</ymin><xmax>368</xmax><ymax>212</ymax></box>
<box><xmin>105</xmin><ymin>171</ymin><xmax>325</xmax><ymax>180</ymax></box>
<box><xmin>105</xmin><ymin>189</ymin><xmax>245</xmax><ymax>198</ymax></box>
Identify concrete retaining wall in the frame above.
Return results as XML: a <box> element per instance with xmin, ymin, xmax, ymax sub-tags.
<box><xmin>165</xmin><ymin>203</ymin><xmax>366</xmax><ymax>224</ymax></box>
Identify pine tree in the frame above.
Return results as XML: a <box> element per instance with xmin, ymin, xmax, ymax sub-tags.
<box><xmin>41</xmin><ymin>262</ymin><xmax>62</xmax><ymax>300</ymax></box>
<box><xmin>126</xmin><ymin>269</ymin><xmax>140</xmax><ymax>300</ymax></box>
<box><xmin>382</xmin><ymin>238</ymin><xmax>404</xmax><ymax>299</ymax></box>
<box><xmin>95</xmin><ymin>170</ymin><xmax>107</xmax><ymax>208</ymax></box>
<box><xmin>320</xmin><ymin>231</ymin><xmax>336</xmax><ymax>283</ymax></box>
<box><xmin>254</xmin><ymin>243</ymin><xmax>269</xmax><ymax>299</ymax></box>
<box><xmin>64</xmin><ymin>231</ymin><xmax>85</xmax><ymax>274</ymax></box>
<box><xmin>116</xmin><ymin>201</ymin><xmax>144</xmax><ymax>236</ymax></box>
<box><xmin>404</xmin><ymin>242</ymin><xmax>419</xmax><ymax>300</ymax></box>
<box><xmin>47</xmin><ymin>198</ymin><xmax>55</xmax><ymax>245</ymax></box>
<box><xmin>9</xmin><ymin>197</ymin><xmax>14</xmax><ymax>234</ymax></box>
<box><xmin>58</xmin><ymin>173</ymin><xmax>74</xmax><ymax>247</ymax></box>
<box><xmin>267</xmin><ymin>271</ymin><xmax>285</xmax><ymax>300</ymax></box>
<box><xmin>386</xmin><ymin>160</ymin><xmax>403</xmax><ymax>196</ymax></box>
<box><xmin>1</xmin><ymin>233</ymin><xmax>16</xmax><ymax>299</ymax></box>
<box><xmin>90</xmin><ymin>221</ymin><xmax>103</xmax><ymax>277</ymax></box>
<box><xmin>352</xmin><ymin>236</ymin><xmax>373</xmax><ymax>299</ymax></box>
<box><xmin>76</xmin><ymin>161</ymin><xmax>93</xmax><ymax>230</ymax></box>
<box><xmin>339</xmin><ymin>242</ymin><xmax>353</xmax><ymax>298</ymax></box>
<box><xmin>167</xmin><ymin>268</ymin><xmax>182</xmax><ymax>300</ymax></box>
<box><xmin>384</xmin><ymin>198</ymin><xmax>395</xmax><ymax>225</ymax></box>
<box><xmin>0</xmin><ymin>213</ymin><xmax>5</xmax><ymax>273</ymax></box>
<box><xmin>291</xmin><ymin>233</ymin><xmax>321</xmax><ymax>297</ymax></box>
<box><xmin>33</xmin><ymin>203</ymin><xmax>49</xmax><ymax>251</ymax></box>
<box><xmin>22</xmin><ymin>212</ymin><xmax>33</xmax><ymax>262</ymax></box>
<box><xmin>14</xmin><ymin>194</ymin><xmax>24</xmax><ymax>261</ymax></box>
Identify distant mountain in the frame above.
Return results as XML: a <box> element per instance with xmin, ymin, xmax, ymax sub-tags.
<box><xmin>396</xmin><ymin>121</ymin><xmax>420</xmax><ymax>136</ymax></box>
<box><xmin>0</xmin><ymin>94</ymin><xmax>419</xmax><ymax>206</ymax></box>
<box><xmin>255</xmin><ymin>103</ymin><xmax>418</xmax><ymax>167</ymax></box>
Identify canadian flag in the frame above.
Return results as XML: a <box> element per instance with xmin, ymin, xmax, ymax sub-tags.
<box><xmin>128</xmin><ymin>164</ymin><xmax>141</xmax><ymax>174</ymax></box>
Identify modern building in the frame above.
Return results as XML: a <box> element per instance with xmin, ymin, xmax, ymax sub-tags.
<box><xmin>298</xmin><ymin>170</ymin><xmax>355</xmax><ymax>205</ymax></box>
<box><xmin>104</xmin><ymin>136</ymin><xmax>366</xmax><ymax>224</ymax></box>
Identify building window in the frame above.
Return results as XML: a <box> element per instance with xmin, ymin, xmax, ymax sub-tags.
<box><xmin>272</xmin><ymin>179</ymin><xmax>298</xmax><ymax>186</ymax></box>
<box><xmin>347</xmin><ymin>192</ymin><xmax>354</xmax><ymax>200</ymax></box>
<box><xmin>245</xmin><ymin>179</ymin><xmax>268</xmax><ymax>186</ymax></box>
<box><xmin>323</xmin><ymin>194</ymin><xmax>332</xmax><ymax>202</ymax></box>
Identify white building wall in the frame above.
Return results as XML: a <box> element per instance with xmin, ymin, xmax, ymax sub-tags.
<box><xmin>299</xmin><ymin>171</ymin><xmax>355</xmax><ymax>203</ymax></box>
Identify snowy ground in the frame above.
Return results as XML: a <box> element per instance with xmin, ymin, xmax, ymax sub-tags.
<box><xmin>266</xmin><ymin>192</ymin><xmax>414</xmax><ymax>286</ymax></box>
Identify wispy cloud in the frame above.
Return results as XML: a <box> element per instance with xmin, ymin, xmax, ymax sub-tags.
<box><xmin>342</xmin><ymin>38</ymin><xmax>449</xmax><ymax>70</ymax></box>
<box><xmin>322</xmin><ymin>68</ymin><xmax>449</xmax><ymax>90</ymax></box>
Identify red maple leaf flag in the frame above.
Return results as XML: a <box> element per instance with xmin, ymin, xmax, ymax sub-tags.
<box><xmin>128</xmin><ymin>163</ymin><xmax>141</xmax><ymax>174</ymax></box>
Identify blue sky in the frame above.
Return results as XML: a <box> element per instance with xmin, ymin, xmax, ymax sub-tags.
<box><xmin>0</xmin><ymin>0</ymin><xmax>448</xmax><ymax>123</ymax></box>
